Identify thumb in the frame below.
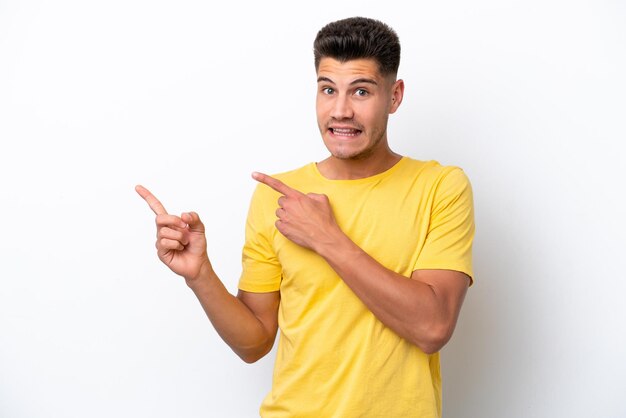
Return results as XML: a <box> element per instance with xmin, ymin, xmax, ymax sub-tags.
<box><xmin>181</xmin><ymin>211</ymin><xmax>205</xmax><ymax>233</ymax></box>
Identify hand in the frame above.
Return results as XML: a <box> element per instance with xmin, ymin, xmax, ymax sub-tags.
<box><xmin>251</xmin><ymin>172</ymin><xmax>341</xmax><ymax>252</ymax></box>
<box><xmin>135</xmin><ymin>185</ymin><xmax>212</xmax><ymax>281</ymax></box>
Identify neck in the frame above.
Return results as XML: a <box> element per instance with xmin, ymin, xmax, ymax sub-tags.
<box><xmin>316</xmin><ymin>149</ymin><xmax>403</xmax><ymax>180</ymax></box>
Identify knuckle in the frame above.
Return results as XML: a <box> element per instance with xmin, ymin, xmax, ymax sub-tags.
<box><xmin>156</xmin><ymin>238</ymin><xmax>169</xmax><ymax>250</ymax></box>
<box><xmin>160</xmin><ymin>227</ymin><xmax>177</xmax><ymax>241</ymax></box>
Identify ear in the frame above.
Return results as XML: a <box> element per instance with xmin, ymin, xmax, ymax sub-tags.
<box><xmin>389</xmin><ymin>79</ymin><xmax>405</xmax><ymax>114</ymax></box>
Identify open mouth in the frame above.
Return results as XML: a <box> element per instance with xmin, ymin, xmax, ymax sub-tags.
<box><xmin>330</xmin><ymin>127</ymin><xmax>361</xmax><ymax>137</ymax></box>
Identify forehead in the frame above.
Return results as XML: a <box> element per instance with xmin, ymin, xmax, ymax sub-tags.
<box><xmin>316</xmin><ymin>57</ymin><xmax>384</xmax><ymax>83</ymax></box>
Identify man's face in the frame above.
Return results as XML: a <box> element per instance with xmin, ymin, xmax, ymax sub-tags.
<box><xmin>316</xmin><ymin>57</ymin><xmax>402</xmax><ymax>161</ymax></box>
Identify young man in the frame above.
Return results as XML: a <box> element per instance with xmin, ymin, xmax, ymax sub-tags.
<box><xmin>137</xmin><ymin>17</ymin><xmax>474</xmax><ymax>418</ymax></box>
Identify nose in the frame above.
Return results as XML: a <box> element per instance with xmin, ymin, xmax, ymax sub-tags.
<box><xmin>330</xmin><ymin>94</ymin><xmax>354</xmax><ymax>120</ymax></box>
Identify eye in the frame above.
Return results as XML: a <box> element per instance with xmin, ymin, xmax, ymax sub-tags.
<box><xmin>322</xmin><ymin>87</ymin><xmax>335</xmax><ymax>95</ymax></box>
<box><xmin>355</xmin><ymin>88</ymin><xmax>368</xmax><ymax>97</ymax></box>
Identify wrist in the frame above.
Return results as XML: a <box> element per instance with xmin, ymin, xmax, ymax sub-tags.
<box><xmin>184</xmin><ymin>259</ymin><xmax>215</xmax><ymax>289</ymax></box>
<box><xmin>313</xmin><ymin>228</ymin><xmax>353</xmax><ymax>259</ymax></box>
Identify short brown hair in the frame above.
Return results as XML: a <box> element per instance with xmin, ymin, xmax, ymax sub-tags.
<box><xmin>313</xmin><ymin>17</ymin><xmax>401</xmax><ymax>77</ymax></box>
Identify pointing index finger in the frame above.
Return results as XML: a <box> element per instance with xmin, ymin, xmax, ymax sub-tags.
<box><xmin>252</xmin><ymin>172</ymin><xmax>301</xmax><ymax>197</ymax></box>
<box><xmin>135</xmin><ymin>185</ymin><xmax>169</xmax><ymax>215</ymax></box>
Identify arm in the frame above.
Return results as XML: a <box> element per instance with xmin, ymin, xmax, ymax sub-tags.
<box><xmin>135</xmin><ymin>185</ymin><xmax>279</xmax><ymax>363</ymax></box>
<box><xmin>186</xmin><ymin>271</ymin><xmax>279</xmax><ymax>363</ymax></box>
<box><xmin>251</xmin><ymin>173</ymin><xmax>470</xmax><ymax>354</ymax></box>
<box><xmin>316</xmin><ymin>234</ymin><xmax>468</xmax><ymax>354</ymax></box>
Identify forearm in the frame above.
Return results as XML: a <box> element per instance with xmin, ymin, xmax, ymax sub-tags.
<box><xmin>185</xmin><ymin>264</ymin><xmax>275</xmax><ymax>362</ymax></box>
<box><xmin>250</xmin><ymin>172</ymin><xmax>468</xmax><ymax>353</ymax></box>
<box><xmin>315</xmin><ymin>233</ymin><xmax>453</xmax><ymax>354</ymax></box>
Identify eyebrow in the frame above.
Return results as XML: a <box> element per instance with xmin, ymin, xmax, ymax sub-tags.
<box><xmin>317</xmin><ymin>76</ymin><xmax>379</xmax><ymax>86</ymax></box>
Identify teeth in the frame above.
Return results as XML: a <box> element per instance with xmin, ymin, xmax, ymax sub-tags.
<box><xmin>332</xmin><ymin>128</ymin><xmax>358</xmax><ymax>136</ymax></box>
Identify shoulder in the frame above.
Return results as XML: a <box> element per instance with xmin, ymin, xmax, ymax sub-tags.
<box><xmin>398</xmin><ymin>157</ymin><xmax>471</xmax><ymax>188</ymax></box>
<box><xmin>271</xmin><ymin>163</ymin><xmax>315</xmax><ymax>183</ymax></box>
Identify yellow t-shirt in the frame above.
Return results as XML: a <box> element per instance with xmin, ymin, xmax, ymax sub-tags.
<box><xmin>239</xmin><ymin>157</ymin><xmax>474</xmax><ymax>418</ymax></box>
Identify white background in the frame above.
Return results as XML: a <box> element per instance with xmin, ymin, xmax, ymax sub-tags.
<box><xmin>1</xmin><ymin>0</ymin><xmax>625</xmax><ymax>417</ymax></box>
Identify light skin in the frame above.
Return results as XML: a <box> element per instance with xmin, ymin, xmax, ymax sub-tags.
<box><xmin>136</xmin><ymin>57</ymin><xmax>469</xmax><ymax>360</ymax></box>
<box><xmin>315</xmin><ymin>57</ymin><xmax>404</xmax><ymax>179</ymax></box>
<box><xmin>135</xmin><ymin>184</ymin><xmax>279</xmax><ymax>363</ymax></box>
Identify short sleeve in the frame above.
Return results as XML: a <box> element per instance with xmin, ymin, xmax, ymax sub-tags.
<box><xmin>238</xmin><ymin>184</ymin><xmax>283</xmax><ymax>292</ymax></box>
<box><xmin>414</xmin><ymin>167</ymin><xmax>475</xmax><ymax>283</ymax></box>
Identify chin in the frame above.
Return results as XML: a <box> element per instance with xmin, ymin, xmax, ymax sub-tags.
<box><xmin>329</xmin><ymin>147</ymin><xmax>375</xmax><ymax>161</ymax></box>
<box><xmin>326</xmin><ymin>138</ymin><xmax>380</xmax><ymax>161</ymax></box>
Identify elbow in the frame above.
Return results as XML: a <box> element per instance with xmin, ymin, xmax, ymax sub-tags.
<box><xmin>239</xmin><ymin>352</ymin><xmax>264</xmax><ymax>364</ymax></box>
<box><xmin>418</xmin><ymin>338</ymin><xmax>448</xmax><ymax>355</ymax></box>
<box><xmin>235</xmin><ymin>342</ymin><xmax>274</xmax><ymax>364</ymax></box>
<box><xmin>410</xmin><ymin>323</ymin><xmax>453</xmax><ymax>355</ymax></box>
